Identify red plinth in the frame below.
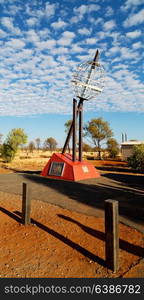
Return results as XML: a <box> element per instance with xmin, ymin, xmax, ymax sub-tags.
<box><xmin>41</xmin><ymin>153</ymin><xmax>100</xmax><ymax>181</ymax></box>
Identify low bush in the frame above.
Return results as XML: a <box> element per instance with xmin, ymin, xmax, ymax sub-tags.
<box><xmin>1</xmin><ymin>143</ymin><xmax>16</xmax><ymax>163</ymax></box>
<box><xmin>127</xmin><ymin>145</ymin><xmax>144</xmax><ymax>172</ymax></box>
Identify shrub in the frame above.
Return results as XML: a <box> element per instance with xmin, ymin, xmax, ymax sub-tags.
<box><xmin>107</xmin><ymin>138</ymin><xmax>119</xmax><ymax>159</ymax></box>
<box><xmin>1</xmin><ymin>128</ymin><xmax>28</xmax><ymax>163</ymax></box>
<box><xmin>1</xmin><ymin>143</ymin><xmax>16</xmax><ymax>162</ymax></box>
<box><xmin>127</xmin><ymin>145</ymin><xmax>144</xmax><ymax>172</ymax></box>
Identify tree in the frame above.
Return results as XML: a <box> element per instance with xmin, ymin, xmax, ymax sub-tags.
<box><xmin>6</xmin><ymin>128</ymin><xmax>28</xmax><ymax>150</ymax></box>
<box><xmin>64</xmin><ymin>120</ymin><xmax>72</xmax><ymax>133</ymax></box>
<box><xmin>35</xmin><ymin>138</ymin><xmax>41</xmax><ymax>151</ymax></box>
<box><xmin>64</xmin><ymin>120</ymin><xmax>72</xmax><ymax>153</ymax></box>
<box><xmin>28</xmin><ymin>141</ymin><xmax>35</xmax><ymax>153</ymax></box>
<box><xmin>44</xmin><ymin>137</ymin><xmax>57</xmax><ymax>151</ymax></box>
<box><xmin>107</xmin><ymin>138</ymin><xmax>119</xmax><ymax>158</ymax></box>
<box><xmin>0</xmin><ymin>133</ymin><xmax>3</xmax><ymax>144</ymax></box>
<box><xmin>1</xmin><ymin>143</ymin><xmax>16</xmax><ymax>162</ymax></box>
<box><xmin>127</xmin><ymin>145</ymin><xmax>144</xmax><ymax>172</ymax></box>
<box><xmin>1</xmin><ymin>128</ymin><xmax>28</xmax><ymax>162</ymax></box>
<box><xmin>84</xmin><ymin>118</ymin><xmax>113</xmax><ymax>158</ymax></box>
<box><xmin>0</xmin><ymin>134</ymin><xmax>3</xmax><ymax>154</ymax></box>
<box><xmin>83</xmin><ymin>143</ymin><xmax>92</xmax><ymax>152</ymax></box>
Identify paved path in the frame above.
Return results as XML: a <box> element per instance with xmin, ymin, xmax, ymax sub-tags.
<box><xmin>0</xmin><ymin>171</ymin><xmax>144</xmax><ymax>233</ymax></box>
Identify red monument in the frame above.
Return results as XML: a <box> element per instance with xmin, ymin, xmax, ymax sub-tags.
<box><xmin>41</xmin><ymin>50</ymin><xmax>104</xmax><ymax>181</ymax></box>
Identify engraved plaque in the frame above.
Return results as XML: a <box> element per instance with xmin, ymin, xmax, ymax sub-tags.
<box><xmin>49</xmin><ymin>162</ymin><xmax>65</xmax><ymax>176</ymax></box>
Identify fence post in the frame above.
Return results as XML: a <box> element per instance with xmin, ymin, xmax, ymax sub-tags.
<box><xmin>105</xmin><ymin>199</ymin><xmax>119</xmax><ymax>272</ymax></box>
<box><xmin>22</xmin><ymin>182</ymin><xmax>31</xmax><ymax>225</ymax></box>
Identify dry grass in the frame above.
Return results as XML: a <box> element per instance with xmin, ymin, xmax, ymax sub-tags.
<box><xmin>0</xmin><ymin>149</ymin><xmax>127</xmax><ymax>172</ymax></box>
<box><xmin>0</xmin><ymin>150</ymin><xmax>52</xmax><ymax>171</ymax></box>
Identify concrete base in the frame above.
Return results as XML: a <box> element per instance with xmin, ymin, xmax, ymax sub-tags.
<box><xmin>41</xmin><ymin>153</ymin><xmax>100</xmax><ymax>181</ymax></box>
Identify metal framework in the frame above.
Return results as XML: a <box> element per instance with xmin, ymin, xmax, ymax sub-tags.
<box><xmin>62</xmin><ymin>50</ymin><xmax>100</xmax><ymax>162</ymax></box>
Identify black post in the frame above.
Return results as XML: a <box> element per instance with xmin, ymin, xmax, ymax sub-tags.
<box><xmin>22</xmin><ymin>182</ymin><xmax>31</xmax><ymax>225</ymax></box>
<box><xmin>79</xmin><ymin>99</ymin><xmax>83</xmax><ymax>161</ymax></box>
<box><xmin>72</xmin><ymin>98</ymin><xmax>77</xmax><ymax>161</ymax></box>
<box><xmin>62</xmin><ymin>98</ymin><xmax>83</xmax><ymax>154</ymax></box>
<box><xmin>105</xmin><ymin>199</ymin><xmax>119</xmax><ymax>272</ymax></box>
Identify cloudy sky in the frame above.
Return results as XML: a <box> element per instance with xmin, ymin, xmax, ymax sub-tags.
<box><xmin>0</xmin><ymin>0</ymin><xmax>144</xmax><ymax>145</ymax></box>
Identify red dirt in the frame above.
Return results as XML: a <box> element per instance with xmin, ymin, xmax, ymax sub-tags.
<box><xmin>0</xmin><ymin>162</ymin><xmax>143</xmax><ymax>278</ymax></box>
<box><xmin>0</xmin><ymin>167</ymin><xmax>14</xmax><ymax>174</ymax></box>
<box><xmin>0</xmin><ymin>190</ymin><xmax>143</xmax><ymax>278</ymax></box>
<box><xmin>90</xmin><ymin>160</ymin><xmax>127</xmax><ymax>166</ymax></box>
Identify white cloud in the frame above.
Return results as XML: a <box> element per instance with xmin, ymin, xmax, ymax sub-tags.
<box><xmin>88</xmin><ymin>17</ymin><xmax>103</xmax><ymax>25</ymax></box>
<box><xmin>88</xmin><ymin>4</ymin><xmax>100</xmax><ymax>13</ymax></box>
<box><xmin>120</xmin><ymin>47</ymin><xmax>139</xmax><ymax>60</ymax></box>
<box><xmin>1</xmin><ymin>17</ymin><xmax>15</xmax><ymax>31</ymax></box>
<box><xmin>105</xmin><ymin>6</ymin><xmax>114</xmax><ymax>16</ymax></box>
<box><xmin>51</xmin><ymin>18</ymin><xmax>67</xmax><ymax>29</ymax></box>
<box><xmin>123</xmin><ymin>8</ymin><xmax>144</xmax><ymax>27</ymax></box>
<box><xmin>57</xmin><ymin>38</ymin><xmax>72</xmax><ymax>46</ymax></box>
<box><xmin>1</xmin><ymin>16</ymin><xmax>21</xmax><ymax>35</ymax></box>
<box><xmin>38</xmin><ymin>28</ymin><xmax>50</xmax><ymax>39</ymax></box>
<box><xmin>52</xmin><ymin>47</ymin><xmax>69</xmax><ymax>55</ymax></box>
<box><xmin>70</xmin><ymin>15</ymin><xmax>80</xmax><ymax>24</ymax></box>
<box><xmin>74</xmin><ymin>4</ymin><xmax>100</xmax><ymax>15</ymax></box>
<box><xmin>97</xmin><ymin>31</ymin><xmax>107</xmax><ymax>40</ymax></box>
<box><xmin>112</xmin><ymin>64</ymin><xmax>128</xmax><ymax>70</ymax></box>
<box><xmin>103</xmin><ymin>20</ymin><xmax>116</xmax><ymax>31</ymax></box>
<box><xmin>57</xmin><ymin>31</ymin><xmax>75</xmax><ymax>46</ymax></box>
<box><xmin>78</xmin><ymin>28</ymin><xmax>91</xmax><ymax>35</ymax></box>
<box><xmin>126</xmin><ymin>30</ymin><xmax>141</xmax><ymax>38</ymax></box>
<box><xmin>6</xmin><ymin>38</ymin><xmax>25</xmax><ymax>49</ymax></box>
<box><xmin>51</xmin><ymin>18</ymin><xmax>68</xmax><ymax>30</ymax></box>
<box><xmin>25</xmin><ymin>1</ymin><xmax>57</xmax><ymax>19</ymax></box>
<box><xmin>0</xmin><ymin>0</ymin><xmax>143</xmax><ymax>116</ymax></box>
<box><xmin>86</xmin><ymin>38</ymin><xmax>97</xmax><ymax>45</ymax></box>
<box><xmin>27</xmin><ymin>17</ymin><xmax>38</xmax><ymax>27</ymax></box>
<box><xmin>26</xmin><ymin>29</ymin><xmax>40</xmax><ymax>45</ymax></box>
<box><xmin>132</xmin><ymin>41</ymin><xmax>142</xmax><ymax>49</ymax></box>
<box><xmin>5</xmin><ymin>4</ymin><xmax>22</xmax><ymax>16</ymax></box>
<box><xmin>74</xmin><ymin>5</ymin><xmax>88</xmax><ymax>15</ymax></box>
<box><xmin>25</xmin><ymin>3</ymin><xmax>42</xmax><ymax>18</ymax></box>
<box><xmin>0</xmin><ymin>29</ymin><xmax>7</xmax><ymax>38</ymax></box>
<box><xmin>71</xmin><ymin>44</ymin><xmax>84</xmax><ymax>53</ymax></box>
<box><xmin>36</xmin><ymin>39</ymin><xmax>56</xmax><ymax>50</ymax></box>
<box><xmin>39</xmin><ymin>55</ymin><xmax>58</xmax><ymax>68</ymax></box>
<box><xmin>121</xmin><ymin>0</ymin><xmax>144</xmax><ymax>11</ymax></box>
<box><xmin>72</xmin><ymin>4</ymin><xmax>100</xmax><ymax>22</ymax></box>
<box><xmin>108</xmin><ymin>46</ymin><xmax>120</xmax><ymax>55</ymax></box>
<box><xmin>62</xmin><ymin>31</ymin><xmax>75</xmax><ymax>39</ymax></box>
<box><xmin>45</xmin><ymin>1</ymin><xmax>58</xmax><ymax>17</ymax></box>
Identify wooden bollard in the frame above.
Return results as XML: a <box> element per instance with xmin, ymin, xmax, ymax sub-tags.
<box><xmin>105</xmin><ymin>199</ymin><xmax>119</xmax><ymax>272</ymax></box>
<box><xmin>22</xmin><ymin>182</ymin><xmax>31</xmax><ymax>225</ymax></box>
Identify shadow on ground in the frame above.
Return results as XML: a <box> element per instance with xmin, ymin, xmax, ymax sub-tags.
<box><xmin>96</xmin><ymin>166</ymin><xmax>144</xmax><ymax>175</ymax></box>
<box><xmin>57</xmin><ymin>214</ymin><xmax>144</xmax><ymax>258</ymax></box>
<box><xmin>0</xmin><ymin>170</ymin><xmax>143</xmax><ymax>231</ymax></box>
<box><xmin>22</xmin><ymin>172</ymin><xmax>144</xmax><ymax>227</ymax></box>
<box><xmin>0</xmin><ymin>207</ymin><xmax>105</xmax><ymax>267</ymax></box>
<box><xmin>0</xmin><ymin>207</ymin><xmax>143</xmax><ymax>269</ymax></box>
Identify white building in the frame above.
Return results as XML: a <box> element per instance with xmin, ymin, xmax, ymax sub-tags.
<box><xmin>121</xmin><ymin>140</ymin><xmax>144</xmax><ymax>160</ymax></box>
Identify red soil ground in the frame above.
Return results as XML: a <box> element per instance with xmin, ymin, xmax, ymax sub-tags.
<box><xmin>0</xmin><ymin>162</ymin><xmax>143</xmax><ymax>278</ymax></box>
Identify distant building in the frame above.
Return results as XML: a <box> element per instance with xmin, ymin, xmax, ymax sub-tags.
<box><xmin>121</xmin><ymin>140</ymin><xmax>144</xmax><ymax>160</ymax></box>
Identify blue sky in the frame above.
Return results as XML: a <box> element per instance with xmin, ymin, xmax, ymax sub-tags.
<box><xmin>0</xmin><ymin>0</ymin><xmax>144</xmax><ymax>147</ymax></box>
